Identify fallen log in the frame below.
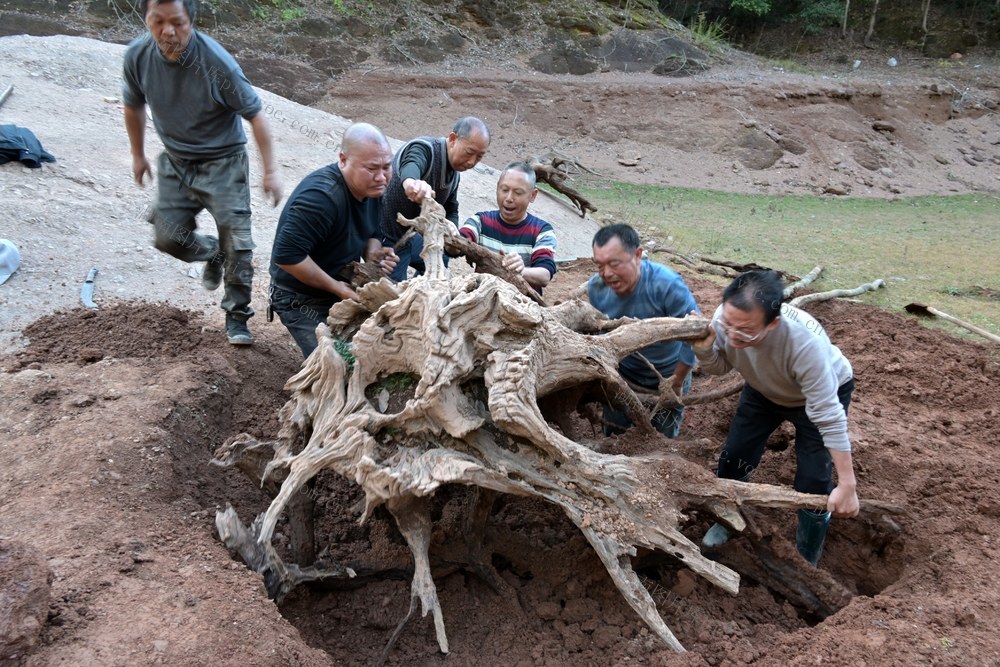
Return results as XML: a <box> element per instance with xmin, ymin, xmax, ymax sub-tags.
<box><xmin>783</xmin><ymin>265</ymin><xmax>823</xmax><ymax>298</ymax></box>
<box><xmin>526</xmin><ymin>153</ymin><xmax>597</xmax><ymax>217</ymax></box>
<box><xmin>700</xmin><ymin>257</ymin><xmax>799</xmax><ymax>282</ymax></box>
<box><xmin>789</xmin><ymin>279</ymin><xmax>885</xmax><ymax>307</ymax></box>
<box><xmin>651</xmin><ymin>248</ymin><xmax>738</xmax><ymax>278</ymax></box>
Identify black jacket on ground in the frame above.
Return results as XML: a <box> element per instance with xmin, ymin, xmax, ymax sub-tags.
<box><xmin>0</xmin><ymin>125</ymin><xmax>56</xmax><ymax>168</ymax></box>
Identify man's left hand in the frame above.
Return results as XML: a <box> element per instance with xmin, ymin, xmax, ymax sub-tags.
<box><xmin>500</xmin><ymin>251</ymin><xmax>525</xmax><ymax>274</ymax></box>
<box><xmin>262</xmin><ymin>172</ymin><xmax>283</xmax><ymax>207</ymax></box>
<box><xmin>827</xmin><ymin>482</ymin><xmax>860</xmax><ymax>518</ymax></box>
<box><xmin>688</xmin><ymin>310</ymin><xmax>715</xmax><ymax>354</ymax></box>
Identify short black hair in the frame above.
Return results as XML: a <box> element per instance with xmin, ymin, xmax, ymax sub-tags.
<box><xmin>452</xmin><ymin>116</ymin><xmax>490</xmax><ymax>143</ymax></box>
<box><xmin>721</xmin><ymin>270</ymin><xmax>785</xmax><ymax>324</ymax></box>
<box><xmin>140</xmin><ymin>0</ymin><xmax>197</xmax><ymax>23</ymax></box>
<box><xmin>592</xmin><ymin>223</ymin><xmax>641</xmax><ymax>253</ymax></box>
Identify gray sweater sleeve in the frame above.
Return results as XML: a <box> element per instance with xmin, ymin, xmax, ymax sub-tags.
<box><xmin>693</xmin><ymin>305</ymin><xmax>733</xmax><ymax>376</ymax></box>
<box><xmin>794</xmin><ymin>341</ymin><xmax>851</xmax><ymax>451</ymax></box>
<box><xmin>694</xmin><ymin>338</ymin><xmax>732</xmax><ymax>376</ymax></box>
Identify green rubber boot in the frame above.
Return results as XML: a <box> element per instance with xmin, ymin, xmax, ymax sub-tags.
<box><xmin>796</xmin><ymin>509</ymin><xmax>831</xmax><ymax>566</ymax></box>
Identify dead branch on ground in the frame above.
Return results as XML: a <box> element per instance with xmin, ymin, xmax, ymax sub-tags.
<box><xmin>789</xmin><ymin>279</ymin><xmax>885</xmax><ymax>308</ymax></box>
<box><xmin>526</xmin><ymin>153</ymin><xmax>598</xmax><ymax>217</ymax></box>
<box><xmin>783</xmin><ymin>265</ymin><xmax>823</xmax><ymax>298</ymax></box>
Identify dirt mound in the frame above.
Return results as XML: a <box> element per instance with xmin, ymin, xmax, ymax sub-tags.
<box><xmin>13</xmin><ymin>303</ymin><xmax>207</xmax><ymax>367</ymax></box>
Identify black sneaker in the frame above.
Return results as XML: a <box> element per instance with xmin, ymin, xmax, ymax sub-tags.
<box><xmin>202</xmin><ymin>254</ymin><xmax>224</xmax><ymax>291</ymax></box>
<box><xmin>225</xmin><ymin>315</ymin><xmax>253</xmax><ymax>346</ymax></box>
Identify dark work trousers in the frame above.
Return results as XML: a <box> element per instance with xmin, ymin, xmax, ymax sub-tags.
<box><xmin>269</xmin><ymin>284</ymin><xmax>339</xmax><ymax>358</ymax></box>
<box><xmin>151</xmin><ymin>149</ymin><xmax>255</xmax><ymax>320</ymax></box>
<box><xmin>717</xmin><ymin>379</ymin><xmax>855</xmax><ymax>495</ymax></box>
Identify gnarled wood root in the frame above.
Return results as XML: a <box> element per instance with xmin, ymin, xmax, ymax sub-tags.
<box><xmin>213</xmin><ymin>198</ymin><xmax>899</xmax><ymax>654</ymax></box>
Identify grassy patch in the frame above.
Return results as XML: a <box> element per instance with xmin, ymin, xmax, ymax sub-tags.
<box><xmin>373</xmin><ymin>372</ymin><xmax>419</xmax><ymax>393</ymax></box>
<box><xmin>688</xmin><ymin>12</ymin><xmax>728</xmax><ymax>52</ymax></box>
<box><xmin>580</xmin><ymin>181</ymin><xmax>1000</xmax><ymax>338</ymax></box>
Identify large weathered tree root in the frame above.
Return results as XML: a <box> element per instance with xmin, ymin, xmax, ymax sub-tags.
<box><xmin>213</xmin><ymin>199</ymin><xmax>900</xmax><ymax>654</ymax></box>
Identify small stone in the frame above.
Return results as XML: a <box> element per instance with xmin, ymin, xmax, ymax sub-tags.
<box><xmin>153</xmin><ymin>639</ymin><xmax>168</xmax><ymax>652</ymax></box>
<box><xmin>592</xmin><ymin>624</ymin><xmax>621</xmax><ymax>649</ymax></box>
<box><xmin>879</xmin><ymin>167</ymin><xmax>895</xmax><ymax>178</ymax></box>
<box><xmin>0</xmin><ymin>540</ymin><xmax>51</xmax><ymax>660</ymax></box>
<box><xmin>68</xmin><ymin>394</ymin><xmax>96</xmax><ymax>408</ymax></box>
<box><xmin>617</xmin><ymin>152</ymin><xmax>641</xmax><ymax>167</ymax></box>
<box><xmin>671</xmin><ymin>569</ymin><xmax>697</xmax><ymax>597</ymax></box>
<box><xmin>536</xmin><ymin>601</ymin><xmax>561</xmax><ymax>621</ymax></box>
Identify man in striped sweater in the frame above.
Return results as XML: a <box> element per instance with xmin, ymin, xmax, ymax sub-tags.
<box><xmin>458</xmin><ymin>162</ymin><xmax>557</xmax><ymax>292</ymax></box>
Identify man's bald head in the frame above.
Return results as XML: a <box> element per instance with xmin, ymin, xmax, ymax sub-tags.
<box><xmin>341</xmin><ymin>122</ymin><xmax>390</xmax><ymax>157</ymax></box>
<box><xmin>339</xmin><ymin>122</ymin><xmax>393</xmax><ymax>201</ymax></box>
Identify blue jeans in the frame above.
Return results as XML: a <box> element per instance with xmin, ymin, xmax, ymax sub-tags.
<box><xmin>603</xmin><ymin>372</ymin><xmax>692</xmax><ymax>438</ymax></box>
<box><xmin>717</xmin><ymin>379</ymin><xmax>854</xmax><ymax>495</ymax></box>
<box><xmin>388</xmin><ymin>232</ymin><xmax>449</xmax><ymax>282</ymax></box>
<box><xmin>269</xmin><ymin>284</ymin><xmax>338</xmax><ymax>358</ymax></box>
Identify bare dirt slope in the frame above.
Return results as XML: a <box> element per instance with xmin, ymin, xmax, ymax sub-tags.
<box><xmin>1</xmin><ymin>32</ymin><xmax>1000</xmax><ymax>667</ymax></box>
<box><xmin>318</xmin><ymin>59</ymin><xmax>1000</xmax><ymax>198</ymax></box>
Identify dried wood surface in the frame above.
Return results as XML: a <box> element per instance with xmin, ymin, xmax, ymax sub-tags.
<box><xmin>789</xmin><ymin>279</ymin><xmax>886</xmax><ymax>307</ymax></box>
<box><xmin>526</xmin><ymin>153</ymin><xmax>597</xmax><ymax>217</ymax></box>
<box><xmin>783</xmin><ymin>265</ymin><xmax>824</xmax><ymax>298</ymax></box>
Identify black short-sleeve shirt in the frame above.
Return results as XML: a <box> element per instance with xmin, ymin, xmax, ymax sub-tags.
<box><xmin>269</xmin><ymin>163</ymin><xmax>381</xmax><ymax>298</ymax></box>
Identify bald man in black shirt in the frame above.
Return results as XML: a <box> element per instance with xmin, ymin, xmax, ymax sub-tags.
<box><xmin>269</xmin><ymin>123</ymin><xmax>398</xmax><ymax>357</ymax></box>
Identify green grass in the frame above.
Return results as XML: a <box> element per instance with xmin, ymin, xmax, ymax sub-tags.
<box><xmin>375</xmin><ymin>372</ymin><xmax>419</xmax><ymax>393</ymax></box>
<box><xmin>580</xmin><ymin>181</ymin><xmax>1000</xmax><ymax>339</ymax></box>
<box><xmin>688</xmin><ymin>12</ymin><xmax>728</xmax><ymax>52</ymax></box>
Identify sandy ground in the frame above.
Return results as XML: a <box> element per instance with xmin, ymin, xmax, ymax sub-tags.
<box><xmin>1</xmin><ymin>33</ymin><xmax>1000</xmax><ymax>667</ymax></box>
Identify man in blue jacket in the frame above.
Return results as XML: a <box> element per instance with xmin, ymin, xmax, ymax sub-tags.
<box><xmin>588</xmin><ymin>224</ymin><xmax>699</xmax><ymax>438</ymax></box>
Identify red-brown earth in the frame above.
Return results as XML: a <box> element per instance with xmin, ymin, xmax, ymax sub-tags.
<box><xmin>2</xmin><ymin>259</ymin><xmax>998</xmax><ymax>665</ymax></box>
